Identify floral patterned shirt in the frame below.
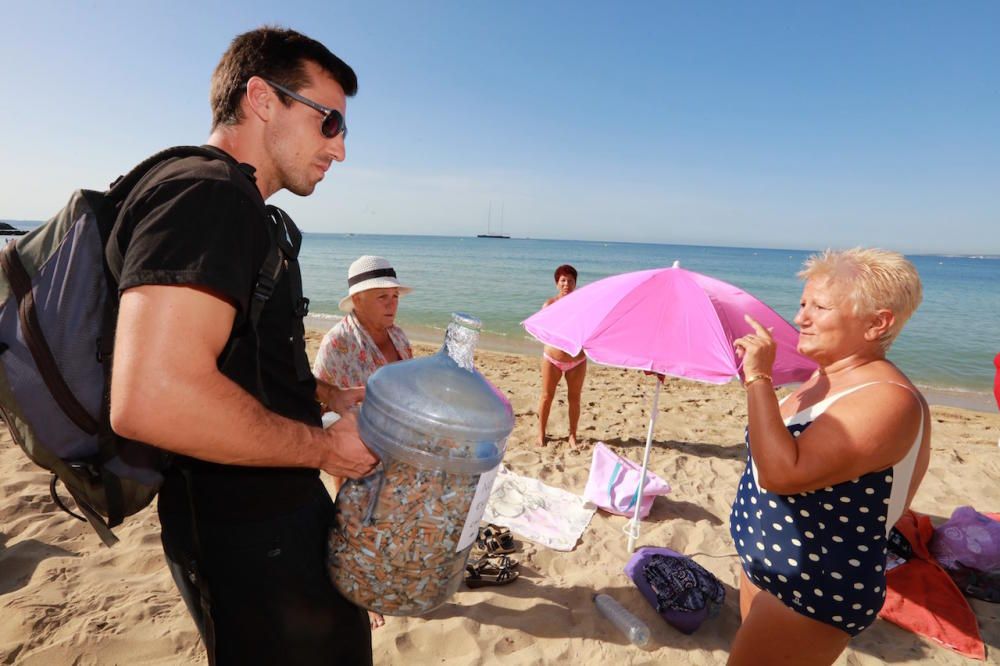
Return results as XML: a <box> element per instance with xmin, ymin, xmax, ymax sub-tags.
<box><xmin>312</xmin><ymin>312</ymin><xmax>413</xmax><ymax>388</ymax></box>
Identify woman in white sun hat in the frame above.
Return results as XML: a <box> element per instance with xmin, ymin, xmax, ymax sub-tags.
<box><xmin>312</xmin><ymin>255</ymin><xmax>413</xmax><ymax>630</ymax></box>
<box><xmin>314</xmin><ymin>255</ymin><xmax>414</xmax><ymax>399</ymax></box>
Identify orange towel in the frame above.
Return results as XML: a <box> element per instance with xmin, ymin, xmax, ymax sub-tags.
<box><xmin>878</xmin><ymin>510</ymin><xmax>985</xmax><ymax>660</ymax></box>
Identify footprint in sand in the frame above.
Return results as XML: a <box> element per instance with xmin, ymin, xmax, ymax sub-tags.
<box><xmin>493</xmin><ymin>632</ymin><xmax>534</xmax><ymax>657</ymax></box>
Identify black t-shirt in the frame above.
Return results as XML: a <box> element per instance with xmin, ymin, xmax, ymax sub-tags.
<box><xmin>114</xmin><ymin>147</ymin><xmax>323</xmax><ymax>521</ymax></box>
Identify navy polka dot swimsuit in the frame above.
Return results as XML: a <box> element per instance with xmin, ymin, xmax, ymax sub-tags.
<box><xmin>729</xmin><ymin>383</ymin><xmax>922</xmax><ymax>636</ymax></box>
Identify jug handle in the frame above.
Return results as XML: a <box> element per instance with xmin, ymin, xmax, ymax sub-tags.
<box><xmin>362</xmin><ymin>466</ymin><xmax>386</xmax><ymax>526</ymax></box>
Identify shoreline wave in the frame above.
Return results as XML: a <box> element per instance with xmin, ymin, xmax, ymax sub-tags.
<box><xmin>304</xmin><ymin>316</ymin><xmax>997</xmax><ymax>414</ymax></box>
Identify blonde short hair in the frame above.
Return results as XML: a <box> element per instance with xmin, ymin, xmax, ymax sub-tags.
<box><xmin>798</xmin><ymin>247</ymin><xmax>922</xmax><ymax>351</ymax></box>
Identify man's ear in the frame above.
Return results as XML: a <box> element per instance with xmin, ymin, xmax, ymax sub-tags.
<box><xmin>243</xmin><ymin>77</ymin><xmax>274</xmax><ymax>124</ymax></box>
<box><xmin>865</xmin><ymin>309</ymin><xmax>895</xmax><ymax>342</ymax></box>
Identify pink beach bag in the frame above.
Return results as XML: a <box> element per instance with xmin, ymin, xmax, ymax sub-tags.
<box><xmin>583</xmin><ymin>442</ymin><xmax>671</xmax><ymax>519</ymax></box>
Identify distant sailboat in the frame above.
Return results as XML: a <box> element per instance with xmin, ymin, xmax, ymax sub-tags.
<box><xmin>477</xmin><ymin>201</ymin><xmax>510</xmax><ymax>239</ymax></box>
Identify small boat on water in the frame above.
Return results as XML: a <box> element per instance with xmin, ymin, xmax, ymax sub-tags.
<box><xmin>477</xmin><ymin>202</ymin><xmax>510</xmax><ymax>239</ymax></box>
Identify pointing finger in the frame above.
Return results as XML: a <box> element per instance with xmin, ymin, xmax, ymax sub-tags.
<box><xmin>744</xmin><ymin>314</ymin><xmax>772</xmax><ymax>339</ymax></box>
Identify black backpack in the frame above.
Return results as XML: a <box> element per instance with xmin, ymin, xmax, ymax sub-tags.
<box><xmin>0</xmin><ymin>146</ymin><xmax>301</xmax><ymax>546</ymax></box>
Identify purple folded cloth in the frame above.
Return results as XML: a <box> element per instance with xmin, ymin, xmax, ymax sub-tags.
<box><xmin>643</xmin><ymin>554</ymin><xmax>724</xmax><ymax>615</ymax></box>
<box><xmin>624</xmin><ymin>546</ymin><xmax>725</xmax><ymax>635</ymax></box>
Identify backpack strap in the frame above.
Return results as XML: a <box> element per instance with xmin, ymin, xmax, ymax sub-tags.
<box><xmin>0</xmin><ymin>241</ymin><xmax>100</xmax><ymax>435</ymax></box>
<box><xmin>267</xmin><ymin>206</ymin><xmax>313</xmax><ymax>382</ymax></box>
<box><xmin>96</xmin><ymin>276</ymin><xmax>127</xmax><ymax>537</ymax></box>
<box><xmin>107</xmin><ymin>146</ymin><xmax>237</xmax><ymax>204</ymax></box>
<box><xmin>104</xmin><ymin>146</ymin><xmax>241</xmax><ymax>284</ymax></box>
<box><xmin>64</xmin><ymin>477</ymin><xmax>123</xmax><ymax>547</ymax></box>
<box><xmin>218</xmin><ymin>208</ymin><xmax>287</xmax><ymax>407</ymax></box>
<box><xmin>43</xmin><ymin>270</ymin><xmax>139</xmax><ymax>547</ymax></box>
<box><xmin>221</xmin><ymin>205</ymin><xmax>311</xmax><ymax>405</ymax></box>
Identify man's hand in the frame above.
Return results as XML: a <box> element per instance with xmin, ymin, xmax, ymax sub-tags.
<box><xmin>317</xmin><ymin>410</ymin><xmax>379</xmax><ymax>478</ymax></box>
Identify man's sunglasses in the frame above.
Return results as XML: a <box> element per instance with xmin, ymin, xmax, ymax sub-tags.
<box><xmin>260</xmin><ymin>78</ymin><xmax>347</xmax><ymax>139</ymax></box>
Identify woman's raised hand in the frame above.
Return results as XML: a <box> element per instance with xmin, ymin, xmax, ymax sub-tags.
<box><xmin>733</xmin><ymin>314</ymin><xmax>777</xmax><ymax>378</ymax></box>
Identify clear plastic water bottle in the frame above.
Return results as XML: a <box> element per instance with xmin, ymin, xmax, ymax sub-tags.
<box><xmin>594</xmin><ymin>593</ymin><xmax>651</xmax><ymax>647</ymax></box>
<box><xmin>329</xmin><ymin>313</ymin><xmax>515</xmax><ymax>616</ymax></box>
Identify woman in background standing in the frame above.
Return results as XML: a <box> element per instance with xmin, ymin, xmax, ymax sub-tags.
<box><xmin>536</xmin><ymin>264</ymin><xmax>588</xmax><ymax>451</ymax></box>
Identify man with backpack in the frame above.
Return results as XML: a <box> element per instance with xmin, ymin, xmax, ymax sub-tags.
<box><xmin>107</xmin><ymin>28</ymin><xmax>377</xmax><ymax>664</ymax></box>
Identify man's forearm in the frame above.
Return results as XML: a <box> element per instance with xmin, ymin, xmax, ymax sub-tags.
<box><xmin>112</xmin><ymin>366</ymin><xmax>323</xmax><ymax>469</ymax></box>
<box><xmin>111</xmin><ymin>285</ymin><xmax>331</xmax><ymax>470</ymax></box>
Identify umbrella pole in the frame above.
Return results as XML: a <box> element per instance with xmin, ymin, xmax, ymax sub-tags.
<box><xmin>626</xmin><ymin>377</ymin><xmax>662</xmax><ymax>553</ymax></box>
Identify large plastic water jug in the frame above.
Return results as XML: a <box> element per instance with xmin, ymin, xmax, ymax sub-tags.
<box><xmin>328</xmin><ymin>313</ymin><xmax>515</xmax><ymax>615</ymax></box>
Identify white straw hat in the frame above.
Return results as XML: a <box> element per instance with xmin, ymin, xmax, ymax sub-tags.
<box><xmin>338</xmin><ymin>255</ymin><xmax>413</xmax><ymax>312</ymax></box>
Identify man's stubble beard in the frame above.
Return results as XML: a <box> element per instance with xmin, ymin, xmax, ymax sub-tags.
<box><xmin>266</xmin><ymin>127</ymin><xmax>320</xmax><ymax>197</ymax></box>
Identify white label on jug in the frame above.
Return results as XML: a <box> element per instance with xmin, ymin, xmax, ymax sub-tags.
<box><xmin>456</xmin><ymin>465</ymin><xmax>502</xmax><ymax>552</ymax></box>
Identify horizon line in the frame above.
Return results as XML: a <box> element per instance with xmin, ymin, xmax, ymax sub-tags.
<box><xmin>4</xmin><ymin>218</ymin><xmax>998</xmax><ymax>259</ymax></box>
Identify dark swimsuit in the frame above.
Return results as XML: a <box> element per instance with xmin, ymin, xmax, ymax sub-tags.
<box><xmin>729</xmin><ymin>382</ymin><xmax>923</xmax><ymax>636</ymax></box>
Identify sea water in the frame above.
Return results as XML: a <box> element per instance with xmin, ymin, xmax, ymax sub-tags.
<box><xmin>298</xmin><ymin>233</ymin><xmax>1000</xmax><ymax>408</ymax></box>
<box><xmin>7</xmin><ymin>222</ymin><xmax>996</xmax><ymax>408</ymax></box>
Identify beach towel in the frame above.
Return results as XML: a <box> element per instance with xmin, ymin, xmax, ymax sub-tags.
<box><xmin>583</xmin><ymin>442</ymin><xmax>671</xmax><ymax>519</ymax></box>
<box><xmin>879</xmin><ymin>510</ymin><xmax>985</xmax><ymax>661</ymax></box>
<box><xmin>483</xmin><ymin>466</ymin><xmax>596</xmax><ymax>551</ymax></box>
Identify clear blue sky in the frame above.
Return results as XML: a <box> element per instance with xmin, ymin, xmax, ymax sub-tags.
<box><xmin>2</xmin><ymin>1</ymin><xmax>998</xmax><ymax>254</ymax></box>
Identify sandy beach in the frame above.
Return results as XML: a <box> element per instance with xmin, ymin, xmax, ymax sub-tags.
<box><xmin>2</xmin><ymin>331</ymin><xmax>998</xmax><ymax>665</ymax></box>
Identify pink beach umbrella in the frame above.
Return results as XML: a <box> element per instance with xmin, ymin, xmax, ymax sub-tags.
<box><xmin>523</xmin><ymin>262</ymin><xmax>816</xmax><ymax>551</ymax></box>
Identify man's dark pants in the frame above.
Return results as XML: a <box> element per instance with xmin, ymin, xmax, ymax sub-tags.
<box><xmin>159</xmin><ymin>478</ymin><xmax>372</xmax><ymax>665</ymax></box>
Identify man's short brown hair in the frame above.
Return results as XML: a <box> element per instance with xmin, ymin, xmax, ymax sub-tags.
<box><xmin>210</xmin><ymin>26</ymin><xmax>358</xmax><ymax>129</ymax></box>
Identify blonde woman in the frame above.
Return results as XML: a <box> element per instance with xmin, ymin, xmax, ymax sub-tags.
<box><xmin>728</xmin><ymin>248</ymin><xmax>930</xmax><ymax>665</ymax></box>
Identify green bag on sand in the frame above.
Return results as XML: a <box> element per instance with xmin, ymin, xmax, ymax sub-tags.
<box><xmin>0</xmin><ymin>146</ymin><xmax>292</xmax><ymax>546</ymax></box>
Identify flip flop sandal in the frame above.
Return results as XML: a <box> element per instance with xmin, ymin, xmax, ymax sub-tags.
<box><xmin>465</xmin><ymin>562</ymin><xmax>519</xmax><ymax>588</ymax></box>
<box><xmin>469</xmin><ymin>554</ymin><xmax>520</xmax><ymax>575</ymax></box>
<box><xmin>477</xmin><ymin>532</ymin><xmax>516</xmax><ymax>555</ymax></box>
<box><xmin>484</xmin><ymin>523</ymin><xmax>512</xmax><ymax>538</ymax></box>
<box><xmin>477</xmin><ymin>526</ymin><xmax>516</xmax><ymax>555</ymax></box>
